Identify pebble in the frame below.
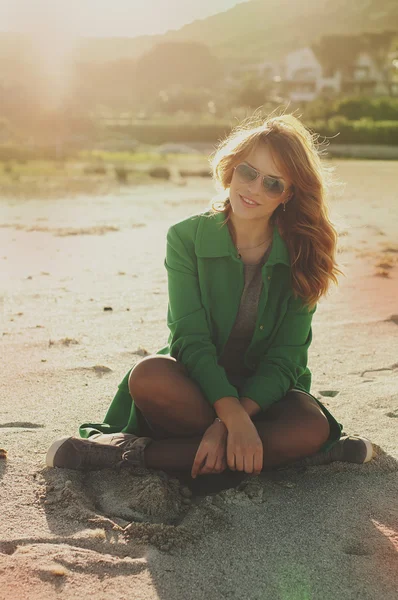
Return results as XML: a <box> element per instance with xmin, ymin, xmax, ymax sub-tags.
<box><xmin>180</xmin><ymin>487</ymin><xmax>192</xmax><ymax>498</ymax></box>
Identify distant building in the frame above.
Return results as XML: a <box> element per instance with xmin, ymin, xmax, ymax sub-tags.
<box><xmin>340</xmin><ymin>51</ymin><xmax>390</xmax><ymax>96</ymax></box>
<box><xmin>273</xmin><ymin>46</ymin><xmax>398</xmax><ymax>102</ymax></box>
<box><xmin>389</xmin><ymin>48</ymin><xmax>398</xmax><ymax>96</ymax></box>
<box><xmin>225</xmin><ymin>38</ymin><xmax>398</xmax><ymax>102</ymax></box>
<box><xmin>279</xmin><ymin>47</ymin><xmax>336</xmax><ymax>102</ymax></box>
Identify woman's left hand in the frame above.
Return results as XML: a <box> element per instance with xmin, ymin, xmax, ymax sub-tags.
<box><xmin>191</xmin><ymin>419</ymin><xmax>228</xmax><ymax>478</ymax></box>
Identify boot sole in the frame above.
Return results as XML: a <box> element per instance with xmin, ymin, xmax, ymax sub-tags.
<box><xmin>46</xmin><ymin>436</ymin><xmax>71</xmax><ymax>467</ymax></box>
<box><xmin>363</xmin><ymin>438</ymin><xmax>374</xmax><ymax>463</ymax></box>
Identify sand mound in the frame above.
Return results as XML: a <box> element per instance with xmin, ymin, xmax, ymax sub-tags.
<box><xmin>87</xmin><ymin>469</ymin><xmax>191</xmax><ymax>524</ymax></box>
<box><xmin>35</xmin><ymin>466</ymin><xmax>274</xmax><ymax>552</ymax></box>
<box><xmin>37</xmin><ymin>467</ymin><xmax>192</xmax><ymax>527</ymax></box>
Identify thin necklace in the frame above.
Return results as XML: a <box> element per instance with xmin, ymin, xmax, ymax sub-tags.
<box><xmin>227</xmin><ymin>220</ymin><xmax>272</xmax><ymax>259</ymax></box>
<box><xmin>236</xmin><ymin>236</ymin><xmax>271</xmax><ymax>259</ymax></box>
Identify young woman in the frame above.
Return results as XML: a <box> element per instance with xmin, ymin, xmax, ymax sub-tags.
<box><xmin>46</xmin><ymin>114</ymin><xmax>374</xmax><ymax>477</ymax></box>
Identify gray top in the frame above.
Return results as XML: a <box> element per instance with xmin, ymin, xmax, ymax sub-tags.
<box><xmin>218</xmin><ymin>243</ymin><xmax>272</xmax><ymax>390</ymax></box>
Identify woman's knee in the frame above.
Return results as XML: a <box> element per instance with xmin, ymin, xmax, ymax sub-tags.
<box><xmin>257</xmin><ymin>394</ymin><xmax>330</xmax><ymax>457</ymax></box>
<box><xmin>296</xmin><ymin>411</ymin><xmax>330</xmax><ymax>454</ymax></box>
<box><xmin>128</xmin><ymin>355</ymin><xmax>186</xmax><ymax>398</ymax></box>
<box><xmin>284</xmin><ymin>395</ymin><xmax>330</xmax><ymax>453</ymax></box>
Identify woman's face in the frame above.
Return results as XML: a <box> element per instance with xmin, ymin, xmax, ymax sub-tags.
<box><xmin>228</xmin><ymin>143</ymin><xmax>293</xmax><ymax>221</ymax></box>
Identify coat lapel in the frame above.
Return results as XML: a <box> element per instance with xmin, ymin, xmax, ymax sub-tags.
<box><xmin>195</xmin><ymin>210</ymin><xmax>291</xmax><ymax>267</ymax></box>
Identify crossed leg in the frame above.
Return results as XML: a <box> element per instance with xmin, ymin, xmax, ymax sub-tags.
<box><xmin>128</xmin><ymin>355</ymin><xmax>330</xmax><ymax>473</ymax></box>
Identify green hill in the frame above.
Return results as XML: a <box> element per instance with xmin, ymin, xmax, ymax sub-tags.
<box><xmin>1</xmin><ymin>0</ymin><xmax>398</xmax><ymax>69</ymax></box>
<box><xmin>75</xmin><ymin>0</ymin><xmax>398</xmax><ymax>65</ymax></box>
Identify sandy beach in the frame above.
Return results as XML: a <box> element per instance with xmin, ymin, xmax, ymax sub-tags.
<box><xmin>0</xmin><ymin>159</ymin><xmax>397</xmax><ymax>599</ymax></box>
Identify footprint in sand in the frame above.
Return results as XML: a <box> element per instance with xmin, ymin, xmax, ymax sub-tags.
<box><xmin>318</xmin><ymin>390</ymin><xmax>340</xmax><ymax>398</ymax></box>
<box><xmin>385</xmin><ymin>315</ymin><xmax>398</xmax><ymax>325</ymax></box>
<box><xmin>342</xmin><ymin>540</ymin><xmax>373</xmax><ymax>556</ymax></box>
<box><xmin>361</xmin><ymin>363</ymin><xmax>398</xmax><ymax>377</ymax></box>
<box><xmin>48</xmin><ymin>338</ymin><xmax>79</xmax><ymax>347</ymax></box>
<box><xmin>385</xmin><ymin>411</ymin><xmax>398</xmax><ymax>419</ymax></box>
<box><xmin>0</xmin><ymin>422</ymin><xmax>44</xmax><ymax>429</ymax></box>
<box><xmin>0</xmin><ymin>540</ymin><xmax>148</xmax><ymax>578</ymax></box>
<box><xmin>71</xmin><ymin>365</ymin><xmax>113</xmax><ymax>375</ymax></box>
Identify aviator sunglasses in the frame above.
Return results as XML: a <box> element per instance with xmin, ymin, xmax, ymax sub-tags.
<box><xmin>233</xmin><ymin>162</ymin><xmax>288</xmax><ymax>199</ymax></box>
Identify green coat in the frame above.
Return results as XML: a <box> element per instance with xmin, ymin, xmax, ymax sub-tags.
<box><xmin>80</xmin><ymin>210</ymin><xmax>342</xmax><ymax>445</ymax></box>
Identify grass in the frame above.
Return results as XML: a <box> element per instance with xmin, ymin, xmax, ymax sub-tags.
<box><xmin>0</xmin><ymin>150</ymin><xmax>211</xmax><ymax>198</ymax></box>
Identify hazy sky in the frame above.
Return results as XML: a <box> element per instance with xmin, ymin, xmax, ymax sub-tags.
<box><xmin>0</xmin><ymin>0</ymin><xmax>249</xmax><ymax>38</ymax></box>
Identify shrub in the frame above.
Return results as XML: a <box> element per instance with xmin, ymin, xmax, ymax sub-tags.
<box><xmin>309</xmin><ymin>117</ymin><xmax>398</xmax><ymax>145</ymax></box>
<box><xmin>83</xmin><ymin>164</ymin><xmax>107</xmax><ymax>175</ymax></box>
<box><xmin>333</xmin><ymin>96</ymin><xmax>398</xmax><ymax>121</ymax></box>
<box><xmin>114</xmin><ymin>166</ymin><xmax>129</xmax><ymax>183</ymax></box>
<box><xmin>149</xmin><ymin>166</ymin><xmax>171</xmax><ymax>179</ymax></box>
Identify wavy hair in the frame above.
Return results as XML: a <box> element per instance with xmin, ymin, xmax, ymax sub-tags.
<box><xmin>208</xmin><ymin>112</ymin><xmax>343</xmax><ymax>310</ymax></box>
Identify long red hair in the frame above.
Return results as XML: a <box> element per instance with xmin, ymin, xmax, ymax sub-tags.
<box><xmin>208</xmin><ymin>113</ymin><xmax>343</xmax><ymax>310</ymax></box>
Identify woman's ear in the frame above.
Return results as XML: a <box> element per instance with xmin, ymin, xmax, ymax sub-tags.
<box><xmin>286</xmin><ymin>188</ymin><xmax>295</xmax><ymax>203</ymax></box>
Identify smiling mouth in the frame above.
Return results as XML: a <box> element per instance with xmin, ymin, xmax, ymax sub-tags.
<box><xmin>240</xmin><ymin>195</ymin><xmax>259</xmax><ymax>206</ymax></box>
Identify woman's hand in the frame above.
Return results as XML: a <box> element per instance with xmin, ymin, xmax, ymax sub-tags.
<box><xmin>191</xmin><ymin>419</ymin><xmax>228</xmax><ymax>479</ymax></box>
<box><xmin>225</xmin><ymin>414</ymin><xmax>263</xmax><ymax>475</ymax></box>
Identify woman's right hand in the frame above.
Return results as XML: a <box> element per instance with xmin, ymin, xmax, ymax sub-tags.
<box><xmin>191</xmin><ymin>419</ymin><xmax>228</xmax><ymax>479</ymax></box>
<box><xmin>225</xmin><ymin>415</ymin><xmax>263</xmax><ymax>475</ymax></box>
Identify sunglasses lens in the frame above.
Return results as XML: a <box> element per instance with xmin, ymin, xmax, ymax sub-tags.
<box><xmin>235</xmin><ymin>163</ymin><xmax>257</xmax><ymax>182</ymax></box>
<box><xmin>236</xmin><ymin>163</ymin><xmax>286</xmax><ymax>198</ymax></box>
<box><xmin>263</xmin><ymin>176</ymin><xmax>284</xmax><ymax>198</ymax></box>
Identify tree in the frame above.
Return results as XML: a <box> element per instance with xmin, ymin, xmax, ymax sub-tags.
<box><xmin>154</xmin><ymin>86</ymin><xmax>212</xmax><ymax>115</ymax></box>
<box><xmin>235</xmin><ymin>76</ymin><xmax>270</xmax><ymax>109</ymax></box>
<box><xmin>134</xmin><ymin>42</ymin><xmax>223</xmax><ymax>102</ymax></box>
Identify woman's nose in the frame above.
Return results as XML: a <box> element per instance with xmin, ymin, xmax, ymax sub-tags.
<box><xmin>247</xmin><ymin>175</ymin><xmax>263</xmax><ymax>195</ymax></box>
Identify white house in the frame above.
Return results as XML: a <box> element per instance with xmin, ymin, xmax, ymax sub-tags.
<box><xmin>341</xmin><ymin>51</ymin><xmax>390</xmax><ymax>96</ymax></box>
<box><xmin>280</xmin><ymin>47</ymin><xmax>341</xmax><ymax>102</ymax></box>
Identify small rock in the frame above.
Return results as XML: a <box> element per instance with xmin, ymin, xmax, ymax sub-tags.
<box><xmin>92</xmin><ymin>365</ymin><xmax>113</xmax><ymax>374</ymax></box>
<box><xmin>180</xmin><ymin>487</ymin><xmax>192</xmax><ymax>499</ymax></box>
<box><xmin>375</xmin><ymin>269</ymin><xmax>390</xmax><ymax>278</ymax></box>
<box><xmin>135</xmin><ymin>347</ymin><xmax>149</xmax><ymax>356</ymax></box>
<box><xmin>318</xmin><ymin>390</ymin><xmax>339</xmax><ymax>398</ymax></box>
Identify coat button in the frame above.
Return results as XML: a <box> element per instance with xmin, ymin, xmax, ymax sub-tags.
<box><xmin>267</xmin><ymin>275</ymin><xmax>271</xmax><ymax>280</ymax></box>
<box><xmin>259</xmin><ymin>325</ymin><xmax>264</xmax><ymax>330</ymax></box>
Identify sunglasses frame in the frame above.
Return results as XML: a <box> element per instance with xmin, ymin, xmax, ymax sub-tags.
<box><xmin>233</xmin><ymin>162</ymin><xmax>289</xmax><ymax>199</ymax></box>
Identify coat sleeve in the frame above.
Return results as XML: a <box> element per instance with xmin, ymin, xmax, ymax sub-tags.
<box><xmin>240</xmin><ymin>294</ymin><xmax>316</xmax><ymax>410</ymax></box>
<box><xmin>165</xmin><ymin>225</ymin><xmax>239</xmax><ymax>406</ymax></box>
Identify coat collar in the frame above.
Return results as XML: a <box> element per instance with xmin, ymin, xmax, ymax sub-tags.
<box><xmin>195</xmin><ymin>210</ymin><xmax>290</xmax><ymax>267</ymax></box>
